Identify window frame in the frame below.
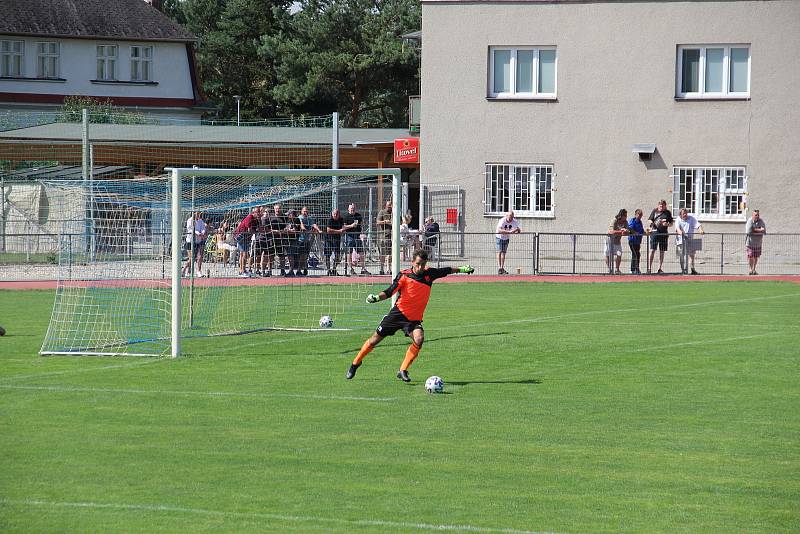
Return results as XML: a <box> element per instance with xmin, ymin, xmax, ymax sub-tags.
<box><xmin>484</xmin><ymin>163</ymin><xmax>555</xmax><ymax>218</ymax></box>
<box><xmin>672</xmin><ymin>166</ymin><xmax>747</xmax><ymax>221</ymax></box>
<box><xmin>130</xmin><ymin>45</ymin><xmax>153</xmax><ymax>82</ymax></box>
<box><xmin>36</xmin><ymin>41</ymin><xmax>60</xmax><ymax>79</ymax></box>
<box><xmin>488</xmin><ymin>46</ymin><xmax>557</xmax><ymax>100</ymax></box>
<box><xmin>96</xmin><ymin>44</ymin><xmax>118</xmax><ymax>81</ymax></box>
<box><xmin>676</xmin><ymin>44</ymin><xmax>751</xmax><ymax>99</ymax></box>
<box><xmin>1</xmin><ymin>39</ymin><xmax>25</xmax><ymax>77</ymax></box>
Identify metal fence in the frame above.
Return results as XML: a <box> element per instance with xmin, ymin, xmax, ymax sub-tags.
<box><xmin>1</xmin><ymin>231</ymin><xmax>798</xmax><ymax>281</ymax></box>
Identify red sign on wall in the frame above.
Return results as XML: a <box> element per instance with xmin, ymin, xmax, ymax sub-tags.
<box><xmin>393</xmin><ymin>137</ymin><xmax>419</xmax><ymax>163</ymax></box>
<box><xmin>446</xmin><ymin>208</ymin><xmax>458</xmax><ymax>225</ymax></box>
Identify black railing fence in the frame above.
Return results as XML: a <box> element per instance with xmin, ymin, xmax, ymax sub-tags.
<box><xmin>1</xmin><ymin>231</ymin><xmax>797</xmax><ymax>281</ymax></box>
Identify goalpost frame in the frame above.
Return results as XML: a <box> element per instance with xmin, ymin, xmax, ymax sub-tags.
<box><xmin>168</xmin><ymin>167</ymin><xmax>402</xmax><ymax>358</ymax></box>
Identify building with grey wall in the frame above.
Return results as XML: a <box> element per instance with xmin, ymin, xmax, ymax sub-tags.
<box><xmin>420</xmin><ymin>0</ymin><xmax>800</xmax><ymax>235</ymax></box>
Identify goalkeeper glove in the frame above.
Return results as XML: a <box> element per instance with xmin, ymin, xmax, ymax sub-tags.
<box><xmin>366</xmin><ymin>294</ymin><xmax>380</xmax><ymax>304</ymax></box>
<box><xmin>457</xmin><ymin>265</ymin><xmax>475</xmax><ymax>274</ymax></box>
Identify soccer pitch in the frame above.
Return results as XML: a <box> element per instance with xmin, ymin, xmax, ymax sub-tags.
<box><xmin>1</xmin><ymin>281</ymin><xmax>798</xmax><ymax>533</ymax></box>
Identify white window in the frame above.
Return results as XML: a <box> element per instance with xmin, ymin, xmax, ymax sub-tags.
<box><xmin>36</xmin><ymin>41</ymin><xmax>59</xmax><ymax>78</ymax></box>
<box><xmin>1</xmin><ymin>40</ymin><xmax>24</xmax><ymax>77</ymax></box>
<box><xmin>489</xmin><ymin>47</ymin><xmax>556</xmax><ymax>99</ymax></box>
<box><xmin>96</xmin><ymin>44</ymin><xmax>118</xmax><ymax>80</ymax></box>
<box><xmin>673</xmin><ymin>166</ymin><xmax>747</xmax><ymax>220</ymax></box>
<box><xmin>677</xmin><ymin>45</ymin><xmax>750</xmax><ymax>98</ymax></box>
<box><xmin>485</xmin><ymin>163</ymin><xmax>554</xmax><ymax>217</ymax></box>
<box><xmin>130</xmin><ymin>45</ymin><xmax>153</xmax><ymax>81</ymax></box>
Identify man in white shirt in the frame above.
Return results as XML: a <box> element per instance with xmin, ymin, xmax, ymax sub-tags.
<box><xmin>183</xmin><ymin>211</ymin><xmax>208</xmax><ymax>277</ymax></box>
<box><xmin>495</xmin><ymin>211</ymin><xmax>521</xmax><ymax>275</ymax></box>
<box><xmin>675</xmin><ymin>208</ymin><xmax>704</xmax><ymax>274</ymax></box>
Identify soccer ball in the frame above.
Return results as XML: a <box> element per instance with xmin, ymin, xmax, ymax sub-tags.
<box><xmin>319</xmin><ymin>315</ymin><xmax>334</xmax><ymax>328</ymax></box>
<box><xmin>425</xmin><ymin>375</ymin><xmax>444</xmax><ymax>393</ymax></box>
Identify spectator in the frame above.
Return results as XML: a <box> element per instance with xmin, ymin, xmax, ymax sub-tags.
<box><xmin>495</xmin><ymin>211</ymin><xmax>521</xmax><ymax>275</ymax></box>
<box><xmin>215</xmin><ymin>222</ymin><xmax>237</xmax><ymax>265</ymax></box>
<box><xmin>343</xmin><ymin>203</ymin><xmax>370</xmax><ymax>276</ymax></box>
<box><xmin>423</xmin><ymin>216</ymin><xmax>440</xmax><ymax>261</ymax></box>
<box><xmin>646</xmin><ymin>200</ymin><xmax>673</xmax><ymax>274</ymax></box>
<box><xmin>183</xmin><ymin>211</ymin><xmax>207</xmax><ymax>277</ymax></box>
<box><xmin>284</xmin><ymin>209</ymin><xmax>301</xmax><ymax>277</ymax></box>
<box><xmin>267</xmin><ymin>203</ymin><xmax>289</xmax><ymax>276</ymax></box>
<box><xmin>627</xmin><ymin>208</ymin><xmax>644</xmax><ymax>274</ymax></box>
<box><xmin>252</xmin><ymin>206</ymin><xmax>272</xmax><ymax>276</ymax></box>
<box><xmin>745</xmin><ymin>209</ymin><xmax>766</xmax><ymax>275</ymax></box>
<box><xmin>604</xmin><ymin>209</ymin><xmax>628</xmax><ymax>275</ymax></box>
<box><xmin>399</xmin><ymin>214</ymin><xmax>420</xmax><ymax>261</ymax></box>
<box><xmin>376</xmin><ymin>200</ymin><xmax>393</xmax><ymax>275</ymax></box>
<box><xmin>675</xmin><ymin>208</ymin><xmax>704</xmax><ymax>274</ymax></box>
<box><xmin>297</xmin><ymin>205</ymin><xmax>321</xmax><ymax>276</ymax></box>
<box><xmin>325</xmin><ymin>208</ymin><xmax>345</xmax><ymax>275</ymax></box>
<box><xmin>234</xmin><ymin>207</ymin><xmax>260</xmax><ymax>277</ymax></box>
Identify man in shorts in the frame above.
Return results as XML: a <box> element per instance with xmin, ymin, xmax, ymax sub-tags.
<box><xmin>495</xmin><ymin>211</ymin><xmax>521</xmax><ymax>275</ymax></box>
<box><xmin>745</xmin><ymin>209</ymin><xmax>766</xmax><ymax>275</ymax></box>
<box><xmin>233</xmin><ymin>207</ymin><xmax>260</xmax><ymax>277</ymax></box>
<box><xmin>325</xmin><ymin>208</ymin><xmax>345</xmax><ymax>275</ymax></box>
<box><xmin>343</xmin><ymin>203</ymin><xmax>369</xmax><ymax>275</ymax></box>
<box><xmin>345</xmin><ymin>249</ymin><xmax>474</xmax><ymax>383</ymax></box>
<box><xmin>376</xmin><ymin>200</ymin><xmax>393</xmax><ymax>275</ymax></box>
<box><xmin>646</xmin><ymin>200</ymin><xmax>673</xmax><ymax>274</ymax></box>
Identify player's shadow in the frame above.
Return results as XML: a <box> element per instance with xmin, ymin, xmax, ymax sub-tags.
<box><xmin>447</xmin><ymin>378</ymin><xmax>541</xmax><ymax>386</ymax></box>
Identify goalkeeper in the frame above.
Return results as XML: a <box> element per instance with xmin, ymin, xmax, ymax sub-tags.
<box><xmin>346</xmin><ymin>249</ymin><xmax>474</xmax><ymax>382</ymax></box>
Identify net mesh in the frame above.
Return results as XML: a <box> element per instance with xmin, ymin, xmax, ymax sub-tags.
<box><xmin>40</xmin><ymin>170</ymin><xmax>397</xmax><ymax>356</ymax></box>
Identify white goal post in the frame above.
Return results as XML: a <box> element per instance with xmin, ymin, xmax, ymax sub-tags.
<box><xmin>167</xmin><ymin>167</ymin><xmax>402</xmax><ymax>358</ymax></box>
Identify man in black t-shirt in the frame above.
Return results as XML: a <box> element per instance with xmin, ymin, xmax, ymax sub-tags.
<box><xmin>267</xmin><ymin>203</ymin><xmax>289</xmax><ymax>276</ymax></box>
<box><xmin>646</xmin><ymin>199</ymin><xmax>674</xmax><ymax>274</ymax></box>
<box><xmin>325</xmin><ymin>208</ymin><xmax>345</xmax><ymax>275</ymax></box>
<box><xmin>342</xmin><ymin>203</ymin><xmax>370</xmax><ymax>275</ymax></box>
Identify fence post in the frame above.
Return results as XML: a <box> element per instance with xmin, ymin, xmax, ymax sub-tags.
<box><xmin>533</xmin><ymin>233</ymin><xmax>538</xmax><ymax>274</ymax></box>
<box><xmin>720</xmin><ymin>233</ymin><xmax>725</xmax><ymax>274</ymax></box>
<box><xmin>572</xmin><ymin>234</ymin><xmax>577</xmax><ymax>274</ymax></box>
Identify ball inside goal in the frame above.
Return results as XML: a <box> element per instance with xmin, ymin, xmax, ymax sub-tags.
<box><xmin>425</xmin><ymin>375</ymin><xmax>444</xmax><ymax>393</ymax></box>
<box><xmin>319</xmin><ymin>315</ymin><xmax>334</xmax><ymax>328</ymax></box>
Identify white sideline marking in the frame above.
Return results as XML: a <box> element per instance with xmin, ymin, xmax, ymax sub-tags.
<box><xmin>631</xmin><ymin>333</ymin><xmax>774</xmax><ymax>353</ymax></box>
<box><xmin>0</xmin><ymin>357</ymin><xmax>166</xmax><ymax>384</ymax></box>
<box><xmin>0</xmin><ymin>384</ymin><xmax>395</xmax><ymax>403</ymax></box>
<box><xmin>0</xmin><ymin>498</ymin><xmax>559</xmax><ymax>534</ymax></box>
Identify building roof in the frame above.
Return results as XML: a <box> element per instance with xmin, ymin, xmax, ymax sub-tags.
<box><xmin>0</xmin><ymin>122</ymin><xmax>412</xmax><ymax>147</ymax></box>
<box><xmin>0</xmin><ymin>0</ymin><xmax>195</xmax><ymax>42</ymax></box>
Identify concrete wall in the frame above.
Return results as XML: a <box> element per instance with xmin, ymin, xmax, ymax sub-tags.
<box><xmin>421</xmin><ymin>0</ymin><xmax>800</xmax><ymax>234</ymax></box>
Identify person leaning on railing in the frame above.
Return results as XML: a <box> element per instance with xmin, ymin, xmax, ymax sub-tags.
<box><xmin>745</xmin><ymin>209</ymin><xmax>766</xmax><ymax>275</ymax></box>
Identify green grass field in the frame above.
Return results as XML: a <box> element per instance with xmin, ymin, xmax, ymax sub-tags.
<box><xmin>1</xmin><ymin>281</ymin><xmax>799</xmax><ymax>533</ymax></box>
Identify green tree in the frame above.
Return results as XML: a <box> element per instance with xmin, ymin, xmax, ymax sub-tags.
<box><xmin>178</xmin><ymin>0</ymin><xmax>290</xmax><ymax>121</ymax></box>
<box><xmin>262</xmin><ymin>0</ymin><xmax>420</xmax><ymax>127</ymax></box>
<box><xmin>56</xmin><ymin>95</ymin><xmax>153</xmax><ymax>124</ymax></box>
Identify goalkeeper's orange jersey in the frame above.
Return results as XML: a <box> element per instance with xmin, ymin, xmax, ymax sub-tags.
<box><xmin>383</xmin><ymin>267</ymin><xmax>453</xmax><ymax>321</ymax></box>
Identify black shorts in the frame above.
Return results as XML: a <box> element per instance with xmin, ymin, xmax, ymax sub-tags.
<box><xmin>376</xmin><ymin>308</ymin><xmax>423</xmax><ymax>338</ymax></box>
<box><xmin>649</xmin><ymin>233</ymin><xmax>668</xmax><ymax>251</ymax></box>
<box><xmin>252</xmin><ymin>239</ymin><xmax>271</xmax><ymax>256</ymax></box>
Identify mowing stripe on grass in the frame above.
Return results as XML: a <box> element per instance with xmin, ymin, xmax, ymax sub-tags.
<box><xmin>0</xmin><ymin>384</ymin><xmax>396</xmax><ymax>402</ymax></box>
<box><xmin>631</xmin><ymin>332</ymin><xmax>774</xmax><ymax>352</ymax></box>
<box><xmin>0</xmin><ymin>357</ymin><xmax>167</xmax><ymax>384</ymax></box>
<box><xmin>0</xmin><ymin>498</ymin><xmax>559</xmax><ymax>534</ymax></box>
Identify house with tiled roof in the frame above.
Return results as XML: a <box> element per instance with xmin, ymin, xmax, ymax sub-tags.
<box><xmin>0</xmin><ymin>0</ymin><xmax>205</xmax><ymax>118</ymax></box>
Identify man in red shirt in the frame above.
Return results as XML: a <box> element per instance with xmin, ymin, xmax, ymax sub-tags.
<box><xmin>346</xmin><ymin>249</ymin><xmax>473</xmax><ymax>382</ymax></box>
<box><xmin>234</xmin><ymin>207</ymin><xmax>260</xmax><ymax>277</ymax></box>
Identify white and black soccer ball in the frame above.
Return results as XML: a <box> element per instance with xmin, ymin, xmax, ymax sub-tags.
<box><xmin>425</xmin><ymin>375</ymin><xmax>444</xmax><ymax>393</ymax></box>
<box><xmin>319</xmin><ymin>315</ymin><xmax>334</xmax><ymax>328</ymax></box>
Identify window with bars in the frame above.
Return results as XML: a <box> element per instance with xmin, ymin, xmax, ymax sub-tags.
<box><xmin>36</xmin><ymin>41</ymin><xmax>59</xmax><ymax>78</ymax></box>
<box><xmin>96</xmin><ymin>44</ymin><xmax>118</xmax><ymax>80</ymax></box>
<box><xmin>130</xmin><ymin>45</ymin><xmax>153</xmax><ymax>81</ymax></box>
<box><xmin>673</xmin><ymin>166</ymin><xmax>746</xmax><ymax>220</ymax></box>
<box><xmin>484</xmin><ymin>164</ymin><xmax>554</xmax><ymax>217</ymax></box>
<box><xmin>677</xmin><ymin>45</ymin><xmax>750</xmax><ymax>98</ymax></box>
<box><xmin>1</xmin><ymin>40</ymin><xmax>24</xmax><ymax>77</ymax></box>
<box><xmin>488</xmin><ymin>46</ymin><xmax>557</xmax><ymax>99</ymax></box>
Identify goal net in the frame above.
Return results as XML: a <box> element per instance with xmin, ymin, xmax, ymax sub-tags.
<box><xmin>40</xmin><ymin>168</ymin><xmax>402</xmax><ymax>357</ymax></box>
